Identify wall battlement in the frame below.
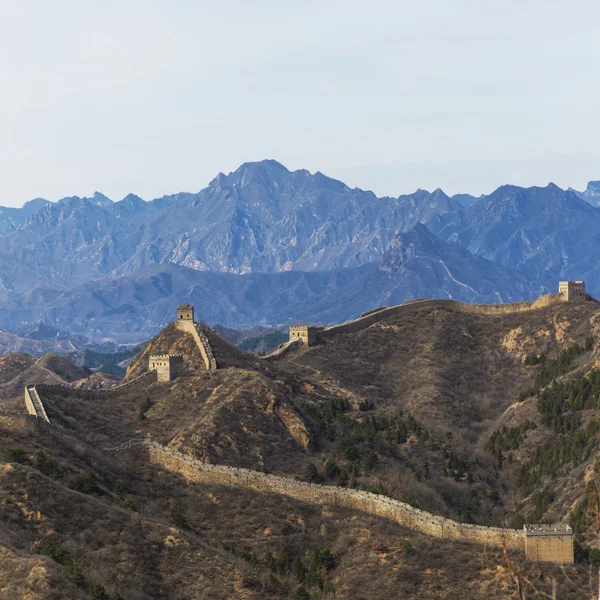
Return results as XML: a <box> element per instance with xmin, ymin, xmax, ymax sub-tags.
<box><xmin>176</xmin><ymin>318</ymin><xmax>217</xmax><ymax>370</ymax></box>
<box><xmin>15</xmin><ymin>393</ymin><xmax>573</xmax><ymax>565</ymax></box>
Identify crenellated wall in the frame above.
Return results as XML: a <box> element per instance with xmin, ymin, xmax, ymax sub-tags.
<box><xmin>314</xmin><ymin>296</ymin><xmax>563</xmax><ymax>343</ymax></box>
<box><xmin>12</xmin><ymin>402</ymin><xmax>572</xmax><ymax>559</ymax></box>
<box><xmin>24</xmin><ymin>386</ymin><xmax>50</xmax><ymax>423</ymax></box>
<box><xmin>263</xmin><ymin>339</ymin><xmax>302</xmax><ymax>360</ymax></box>
<box><xmin>176</xmin><ymin>320</ymin><xmax>217</xmax><ymax>370</ymax></box>
<box><xmin>23</xmin><ymin>370</ymin><xmax>158</xmax><ymax>417</ymax></box>
<box><xmin>146</xmin><ymin>444</ymin><xmax>524</xmax><ymax>552</ymax></box>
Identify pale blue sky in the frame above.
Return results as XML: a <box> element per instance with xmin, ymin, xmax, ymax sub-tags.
<box><xmin>1</xmin><ymin>0</ymin><xmax>599</xmax><ymax>206</ymax></box>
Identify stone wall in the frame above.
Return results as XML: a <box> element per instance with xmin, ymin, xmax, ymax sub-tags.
<box><xmin>147</xmin><ymin>444</ymin><xmax>524</xmax><ymax>552</ymax></box>
<box><xmin>315</xmin><ymin>296</ymin><xmax>563</xmax><ymax>343</ymax></box>
<box><xmin>263</xmin><ymin>339</ymin><xmax>302</xmax><ymax>360</ymax></box>
<box><xmin>176</xmin><ymin>320</ymin><xmax>217</xmax><ymax>370</ymax></box>
<box><xmin>148</xmin><ymin>354</ymin><xmax>184</xmax><ymax>382</ymax></box>
<box><xmin>24</xmin><ymin>386</ymin><xmax>50</xmax><ymax>423</ymax></box>
<box><xmin>24</xmin><ymin>370</ymin><xmax>158</xmax><ymax>416</ymax></box>
<box><xmin>9</xmin><ymin>399</ymin><xmax>534</xmax><ymax>557</ymax></box>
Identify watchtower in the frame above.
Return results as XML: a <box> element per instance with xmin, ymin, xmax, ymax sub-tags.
<box><xmin>289</xmin><ymin>326</ymin><xmax>322</xmax><ymax>346</ymax></box>
<box><xmin>149</xmin><ymin>354</ymin><xmax>184</xmax><ymax>382</ymax></box>
<box><xmin>558</xmin><ymin>281</ymin><xmax>586</xmax><ymax>302</ymax></box>
<box><xmin>177</xmin><ymin>304</ymin><xmax>195</xmax><ymax>322</ymax></box>
<box><xmin>524</xmin><ymin>524</ymin><xmax>574</xmax><ymax>564</ymax></box>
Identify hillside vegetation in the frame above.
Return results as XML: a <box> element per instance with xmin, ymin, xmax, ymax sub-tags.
<box><xmin>4</xmin><ymin>296</ymin><xmax>600</xmax><ymax>597</ymax></box>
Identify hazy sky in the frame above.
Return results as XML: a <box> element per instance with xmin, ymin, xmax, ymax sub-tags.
<box><xmin>1</xmin><ymin>0</ymin><xmax>599</xmax><ymax>207</ymax></box>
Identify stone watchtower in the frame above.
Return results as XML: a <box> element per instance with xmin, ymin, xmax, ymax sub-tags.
<box><xmin>148</xmin><ymin>354</ymin><xmax>184</xmax><ymax>382</ymax></box>
<box><xmin>558</xmin><ymin>281</ymin><xmax>586</xmax><ymax>302</ymax></box>
<box><xmin>524</xmin><ymin>524</ymin><xmax>574</xmax><ymax>564</ymax></box>
<box><xmin>289</xmin><ymin>326</ymin><xmax>322</xmax><ymax>346</ymax></box>
<box><xmin>177</xmin><ymin>304</ymin><xmax>195</xmax><ymax>322</ymax></box>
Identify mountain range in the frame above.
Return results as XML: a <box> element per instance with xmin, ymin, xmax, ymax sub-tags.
<box><xmin>1</xmin><ymin>160</ymin><xmax>599</xmax><ymax>342</ymax></box>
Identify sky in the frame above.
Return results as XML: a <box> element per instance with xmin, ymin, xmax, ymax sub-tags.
<box><xmin>1</xmin><ymin>0</ymin><xmax>599</xmax><ymax>207</ymax></box>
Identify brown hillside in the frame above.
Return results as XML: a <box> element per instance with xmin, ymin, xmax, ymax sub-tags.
<box><xmin>0</xmin><ymin>353</ymin><xmax>36</xmax><ymax>384</ymax></box>
<box><xmin>0</xmin><ymin>352</ymin><xmax>88</xmax><ymax>401</ymax></box>
<box><xmin>36</xmin><ymin>352</ymin><xmax>89</xmax><ymax>383</ymax></box>
<box><xmin>126</xmin><ymin>322</ymin><xmax>263</xmax><ymax>380</ymax></box>
<box><xmin>9</xmin><ymin>298</ymin><xmax>600</xmax><ymax>596</ymax></box>
<box><xmin>0</xmin><ymin>415</ymin><xmax>593</xmax><ymax>599</ymax></box>
<box><xmin>276</xmin><ymin>299</ymin><xmax>600</xmax><ymax>445</ymax></box>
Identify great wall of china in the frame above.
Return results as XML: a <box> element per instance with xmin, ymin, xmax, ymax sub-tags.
<box><xmin>23</xmin><ymin>370</ymin><xmax>159</xmax><ymax>423</ymax></box>
<box><xmin>15</xmin><ymin>290</ymin><xmax>587</xmax><ymax>563</ymax></box>
<box><xmin>266</xmin><ymin>293</ymin><xmax>569</xmax><ymax>357</ymax></box>
<box><xmin>0</xmin><ymin>406</ymin><xmax>525</xmax><ymax>553</ymax></box>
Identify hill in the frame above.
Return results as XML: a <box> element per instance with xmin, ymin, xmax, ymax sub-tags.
<box><xmin>0</xmin><ymin>352</ymin><xmax>89</xmax><ymax>401</ymax></box>
<box><xmin>6</xmin><ymin>296</ymin><xmax>600</xmax><ymax>597</ymax></box>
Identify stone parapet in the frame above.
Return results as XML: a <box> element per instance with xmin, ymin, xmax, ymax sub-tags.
<box><xmin>176</xmin><ymin>320</ymin><xmax>217</xmax><ymax>370</ymax></box>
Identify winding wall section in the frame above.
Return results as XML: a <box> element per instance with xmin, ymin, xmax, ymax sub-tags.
<box><xmin>10</xmin><ymin>396</ymin><xmax>526</xmax><ymax>553</ymax></box>
<box><xmin>177</xmin><ymin>321</ymin><xmax>217</xmax><ymax>370</ymax></box>
<box><xmin>314</xmin><ymin>295</ymin><xmax>563</xmax><ymax>343</ymax></box>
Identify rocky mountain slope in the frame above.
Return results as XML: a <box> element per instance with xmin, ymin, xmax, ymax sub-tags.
<box><xmin>1</xmin><ymin>161</ymin><xmax>600</xmax><ymax>341</ymax></box>
<box><xmin>0</xmin><ymin>226</ymin><xmax>545</xmax><ymax>340</ymax></box>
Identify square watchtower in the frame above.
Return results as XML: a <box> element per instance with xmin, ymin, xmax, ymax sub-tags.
<box><xmin>524</xmin><ymin>524</ymin><xmax>574</xmax><ymax>564</ymax></box>
<box><xmin>149</xmin><ymin>354</ymin><xmax>184</xmax><ymax>382</ymax></box>
<box><xmin>558</xmin><ymin>281</ymin><xmax>586</xmax><ymax>302</ymax></box>
<box><xmin>289</xmin><ymin>326</ymin><xmax>322</xmax><ymax>346</ymax></box>
<box><xmin>177</xmin><ymin>304</ymin><xmax>195</xmax><ymax>322</ymax></box>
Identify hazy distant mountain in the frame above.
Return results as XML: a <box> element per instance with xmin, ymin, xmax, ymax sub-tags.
<box><xmin>0</xmin><ymin>226</ymin><xmax>545</xmax><ymax>341</ymax></box>
<box><xmin>570</xmin><ymin>181</ymin><xmax>600</xmax><ymax>206</ymax></box>
<box><xmin>451</xmin><ymin>193</ymin><xmax>481</xmax><ymax>208</ymax></box>
<box><xmin>0</xmin><ymin>197</ymin><xmax>50</xmax><ymax>234</ymax></box>
<box><xmin>0</xmin><ymin>161</ymin><xmax>462</xmax><ymax>291</ymax></box>
<box><xmin>433</xmin><ymin>183</ymin><xmax>600</xmax><ymax>290</ymax></box>
<box><xmin>0</xmin><ymin>161</ymin><xmax>598</xmax><ymax>341</ymax></box>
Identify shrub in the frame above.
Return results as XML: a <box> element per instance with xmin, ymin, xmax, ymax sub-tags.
<box><xmin>34</xmin><ymin>451</ymin><xmax>62</xmax><ymax>479</ymax></box>
<box><xmin>34</xmin><ymin>540</ymin><xmax>86</xmax><ymax>586</ymax></box>
<box><xmin>401</xmin><ymin>540</ymin><xmax>416</xmax><ymax>556</ymax></box>
<box><xmin>4</xmin><ymin>447</ymin><xmax>31</xmax><ymax>465</ymax></box>
<box><xmin>293</xmin><ymin>556</ymin><xmax>306</xmax><ymax>582</ymax></box>
<box><xmin>123</xmin><ymin>496</ymin><xmax>138</xmax><ymax>511</ymax></box>
<box><xmin>363</xmin><ymin>451</ymin><xmax>378</xmax><ymax>471</ymax></box>
<box><xmin>69</xmin><ymin>472</ymin><xmax>100</xmax><ymax>494</ymax></box>
<box><xmin>65</xmin><ymin>562</ymin><xmax>86</xmax><ymax>586</ymax></box>
<box><xmin>590</xmin><ymin>548</ymin><xmax>600</xmax><ymax>565</ymax></box>
<box><xmin>324</xmin><ymin>460</ymin><xmax>340</xmax><ymax>480</ymax></box>
<box><xmin>295</xmin><ymin>585</ymin><xmax>310</xmax><ymax>600</ymax></box>
<box><xmin>170</xmin><ymin>510</ymin><xmax>189</xmax><ymax>530</ymax></box>
<box><xmin>91</xmin><ymin>583</ymin><xmax>110</xmax><ymax>599</ymax></box>
<box><xmin>305</xmin><ymin>463</ymin><xmax>320</xmax><ymax>483</ymax></box>
<box><xmin>585</xmin><ymin>334</ymin><xmax>594</xmax><ymax>352</ymax></box>
<box><xmin>138</xmin><ymin>397</ymin><xmax>152</xmax><ymax>420</ymax></box>
<box><xmin>34</xmin><ymin>540</ymin><xmax>71</xmax><ymax>565</ymax></box>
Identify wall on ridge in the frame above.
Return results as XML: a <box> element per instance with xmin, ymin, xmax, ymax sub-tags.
<box><xmin>147</xmin><ymin>445</ymin><xmax>524</xmax><ymax>552</ymax></box>
<box><xmin>176</xmin><ymin>321</ymin><xmax>217</xmax><ymax>370</ymax></box>
<box><xmin>263</xmin><ymin>339</ymin><xmax>302</xmax><ymax>360</ymax></box>
<box><xmin>316</xmin><ymin>295</ymin><xmax>563</xmax><ymax>342</ymax></box>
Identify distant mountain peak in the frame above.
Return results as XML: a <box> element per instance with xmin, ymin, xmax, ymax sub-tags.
<box><xmin>92</xmin><ymin>192</ymin><xmax>113</xmax><ymax>206</ymax></box>
<box><xmin>380</xmin><ymin>224</ymin><xmax>445</xmax><ymax>271</ymax></box>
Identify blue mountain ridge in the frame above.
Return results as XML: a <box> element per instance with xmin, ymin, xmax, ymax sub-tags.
<box><xmin>0</xmin><ymin>160</ymin><xmax>597</xmax><ymax>341</ymax></box>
